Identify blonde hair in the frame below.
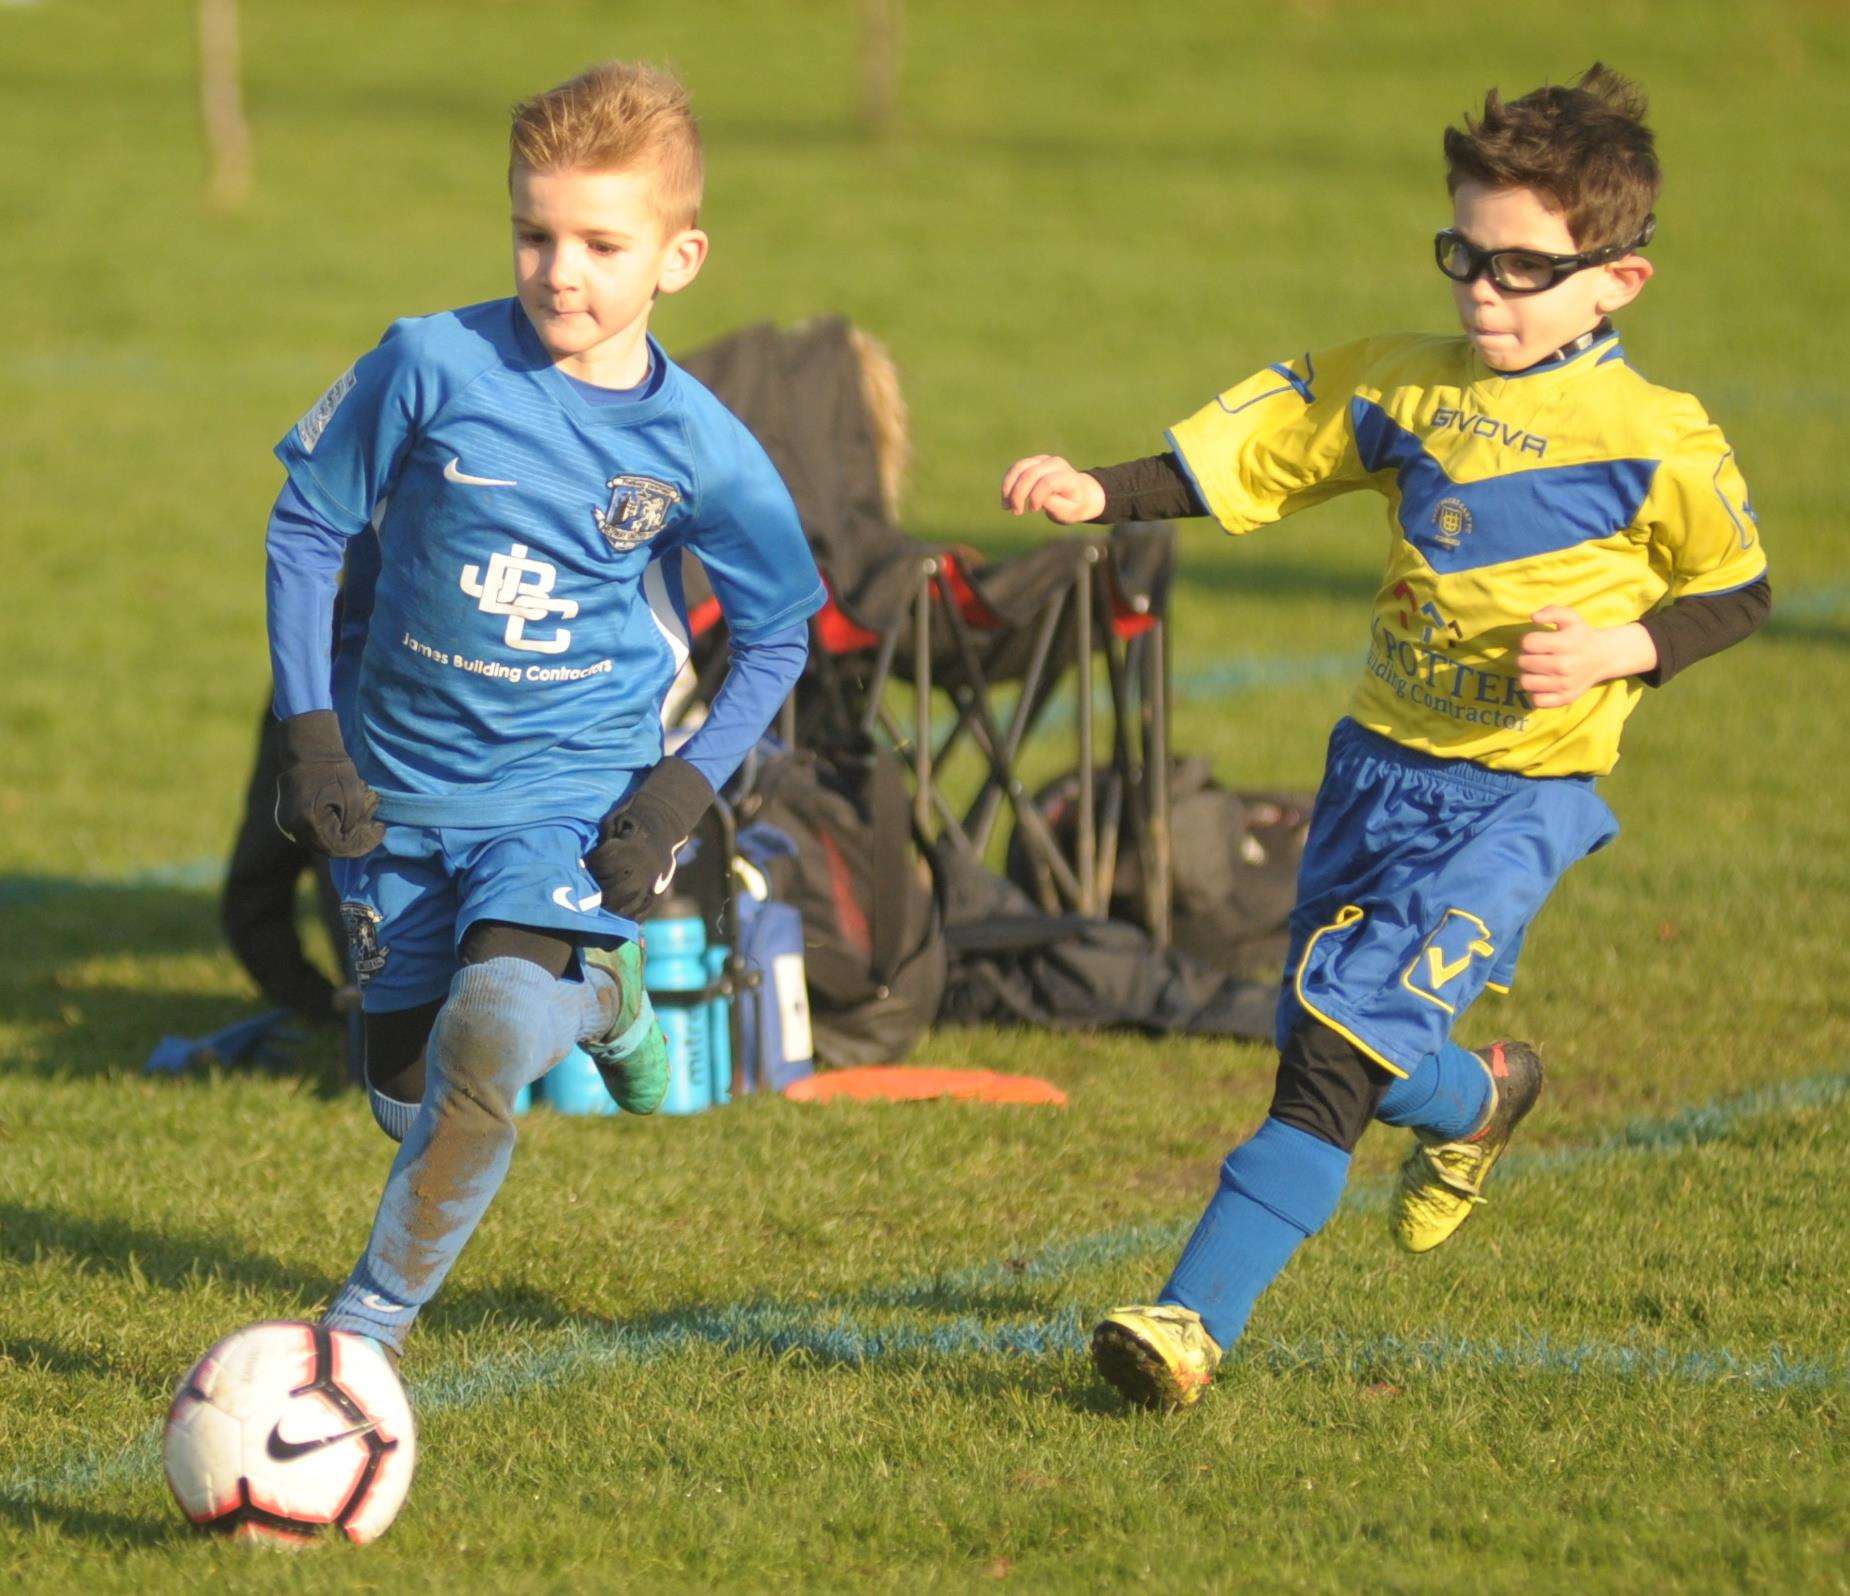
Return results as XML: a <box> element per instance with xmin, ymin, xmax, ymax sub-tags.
<box><xmin>509</xmin><ymin>61</ymin><xmax>703</xmax><ymax>229</ymax></box>
<box><xmin>848</xmin><ymin>327</ymin><xmax>909</xmax><ymax>523</ymax></box>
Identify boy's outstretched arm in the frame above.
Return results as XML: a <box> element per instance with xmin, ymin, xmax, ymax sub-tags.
<box><xmin>265</xmin><ymin>480</ymin><xmax>383</xmax><ymax>857</ymax></box>
<box><xmin>1002</xmin><ymin>451</ymin><xmax>1209</xmax><ymax>525</ymax></box>
<box><xmin>589</xmin><ymin>419</ymin><xmax>824</xmax><ymax>920</ymax></box>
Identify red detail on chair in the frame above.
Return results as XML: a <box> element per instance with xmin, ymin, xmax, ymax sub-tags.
<box><xmin>936</xmin><ymin>552</ymin><xmax>1005</xmax><ymax>630</ymax></box>
<box><xmin>815</xmin><ymin>598</ymin><xmax>881</xmax><ymax>655</ymax></box>
<box><xmin>1106</xmin><ymin>568</ymin><xmax>1158</xmax><ymax>639</ymax></box>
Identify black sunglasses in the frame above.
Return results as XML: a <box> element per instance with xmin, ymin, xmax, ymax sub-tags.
<box><xmin>1435</xmin><ymin>216</ymin><xmax>1655</xmax><ymax>294</ymax></box>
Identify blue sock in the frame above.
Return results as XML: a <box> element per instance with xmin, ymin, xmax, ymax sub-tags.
<box><xmin>1376</xmin><ymin>1041</ymin><xmax>1493</xmax><ymax>1139</ymax></box>
<box><xmin>325</xmin><ymin>958</ymin><xmax>615</xmax><ymax>1350</ymax></box>
<box><xmin>1158</xmin><ymin>1117</ymin><xmax>1351</xmax><ymax>1352</ymax></box>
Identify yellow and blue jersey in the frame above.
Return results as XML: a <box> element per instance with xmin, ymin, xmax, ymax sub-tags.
<box><xmin>1167</xmin><ymin>327</ymin><xmax>1767</xmax><ymax>777</ymax></box>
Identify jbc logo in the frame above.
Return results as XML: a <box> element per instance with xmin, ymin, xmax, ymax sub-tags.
<box><xmin>459</xmin><ymin>544</ymin><xmax>579</xmax><ymax>654</ymax></box>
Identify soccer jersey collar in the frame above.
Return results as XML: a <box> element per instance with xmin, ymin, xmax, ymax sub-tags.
<box><xmin>1468</xmin><ymin>319</ymin><xmax>1621</xmax><ymax>386</ymax></box>
<box><xmin>512</xmin><ymin>309</ymin><xmax>679</xmax><ymax>428</ymax></box>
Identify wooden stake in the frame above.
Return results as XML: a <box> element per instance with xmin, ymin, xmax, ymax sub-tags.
<box><xmin>199</xmin><ymin>0</ymin><xmax>252</xmax><ymax>209</ymax></box>
<box><xmin>858</xmin><ymin>0</ymin><xmax>902</xmax><ymax>137</ymax></box>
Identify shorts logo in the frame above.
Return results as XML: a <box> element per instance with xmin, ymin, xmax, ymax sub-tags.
<box><xmin>339</xmin><ymin>901</ymin><xmax>389</xmax><ymax>983</ymax></box>
<box><xmin>1430</xmin><ymin>497</ymin><xmax>1473</xmax><ymax>550</ymax></box>
<box><xmin>1401</xmin><ymin>907</ymin><xmax>1496</xmax><ymax>1014</ymax></box>
<box><xmin>551</xmin><ymin>885</ymin><xmax>603</xmax><ymax>913</ymax></box>
<box><xmin>459</xmin><ymin>543</ymin><xmax>578</xmax><ymax>654</ymax></box>
<box><xmin>594</xmin><ymin>475</ymin><xmax>681</xmax><ymax>551</ymax></box>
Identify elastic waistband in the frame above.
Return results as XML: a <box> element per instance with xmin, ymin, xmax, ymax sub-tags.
<box><xmin>1331</xmin><ymin>718</ymin><xmax>1595</xmax><ymax>795</ymax></box>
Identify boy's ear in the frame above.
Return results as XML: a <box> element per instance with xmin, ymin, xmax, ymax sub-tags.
<box><xmin>657</xmin><ymin>228</ymin><xmax>708</xmax><ymax>297</ymax></box>
<box><xmin>1595</xmin><ymin>254</ymin><xmax>1654</xmax><ymax>315</ymax></box>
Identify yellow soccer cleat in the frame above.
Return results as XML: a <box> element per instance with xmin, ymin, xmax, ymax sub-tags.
<box><xmin>1090</xmin><ymin>1304</ymin><xmax>1223</xmax><ymax>1409</ymax></box>
<box><xmin>1391</xmin><ymin>1040</ymin><xmax>1544</xmax><ymax>1254</ymax></box>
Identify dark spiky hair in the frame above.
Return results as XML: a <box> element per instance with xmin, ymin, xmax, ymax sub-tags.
<box><xmin>1444</xmin><ymin>64</ymin><xmax>1659</xmax><ymax>250</ymax></box>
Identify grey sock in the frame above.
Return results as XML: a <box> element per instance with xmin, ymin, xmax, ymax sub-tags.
<box><xmin>368</xmin><ymin>1087</ymin><xmax>420</xmax><ymax>1144</ymax></box>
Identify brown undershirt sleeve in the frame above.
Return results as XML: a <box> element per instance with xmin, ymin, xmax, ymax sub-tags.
<box><xmin>1638</xmin><ymin>576</ymin><xmax>1771</xmax><ymax>687</ymax></box>
<box><xmin>1084</xmin><ymin>452</ymin><xmax>1209</xmax><ymax>524</ymax></box>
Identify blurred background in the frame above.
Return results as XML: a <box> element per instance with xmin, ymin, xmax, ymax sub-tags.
<box><xmin>1</xmin><ymin>0</ymin><xmax>1845</xmax><ymax>1073</ymax></box>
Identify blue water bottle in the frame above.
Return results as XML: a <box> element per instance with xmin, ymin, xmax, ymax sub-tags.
<box><xmin>536</xmin><ymin>1045</ymin><xmax>616</xmax><ymax>1115</ymax></box>
<box><xmin>646</xmin><ymin>900</ymin><xmax>710</xmax><ymax>1115</ymax></box>
<box><xmin>705</xmin><ymin>942</ymin><xmax>733</xmax><ymax>1107</ymax></box>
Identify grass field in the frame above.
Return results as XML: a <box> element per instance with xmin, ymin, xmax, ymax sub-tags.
<box><xmin>3</xmin><ymin>0</ymin><xmax>1848</xmax><ymax>1588</ymax></box>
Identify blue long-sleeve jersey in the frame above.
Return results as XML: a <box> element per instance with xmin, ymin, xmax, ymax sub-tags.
<box><xmin>266</xmin><ymin>299</ymin><xmax>825</xmax><ymax>825</ymax></box>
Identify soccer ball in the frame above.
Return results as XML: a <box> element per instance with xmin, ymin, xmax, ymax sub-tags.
<box><xmin>163</xmin><ymin>1321</ymin><xmax>416</xmax><ymax>1545</ymax></box>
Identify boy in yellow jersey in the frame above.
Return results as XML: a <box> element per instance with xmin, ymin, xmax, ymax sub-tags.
<box><xmin>1001</xmin><ymin>64</ymin><xmax>1769</xmax><ymax>1408</ymax></box>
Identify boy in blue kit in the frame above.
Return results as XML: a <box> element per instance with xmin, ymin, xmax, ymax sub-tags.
<box><xmin>1001</xmin><ymin>66</ymin><xmax>1769</xmax><ymax>1407</ymax></box>
<box><xmin>267</xmin><ymin>62</ymin><xmax>825</xmax><ymax>1359</ymax></box>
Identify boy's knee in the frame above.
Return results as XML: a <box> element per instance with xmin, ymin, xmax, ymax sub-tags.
<box><xmin>426</xmin><ymin>959</ymin><xmax>557</xmax><ymax>1119</ymax></box>
<box><xmin>1269</xmin><ymin>1019</ymin><xmax>1395</xmax><ymax>1153</ymax></box>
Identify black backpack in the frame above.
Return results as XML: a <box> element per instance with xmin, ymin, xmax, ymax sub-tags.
<box><xmin>733</xmin><ymin>741</ymin><xmax>947</xmax><ymax>1067</ymax></box>
<box><xmin>1008</xmin><ymin>759</ymin><xmax>1312</xmax><ymax>982</ymax></box>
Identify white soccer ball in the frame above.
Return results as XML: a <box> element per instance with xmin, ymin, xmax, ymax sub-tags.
<box><xmin>163</xmin><ymin>1321</ymin><xmax>416</xmax><ymax>1545</ymax></box>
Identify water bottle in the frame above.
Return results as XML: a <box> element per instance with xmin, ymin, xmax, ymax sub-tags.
<box><xmin>534</xmin><ymin>1045</ymin><xmax>616</xmax><ymax>1116</ymax></box>
<box><xmin>645</xmin><ymin>899</ymin><xmax>710</xmax><ymax>1115</ymax></box>
<box><xmin>705</xmin><ymin>942</ymin><xmax>733</xmax><ymax>1107</ymax></box>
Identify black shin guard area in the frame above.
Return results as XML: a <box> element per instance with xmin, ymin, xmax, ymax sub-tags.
<box><xmin>363</xmin><ymin>1000</ymin><xmax>441</xmax><ymax>1104</ymax></box>
<box><xmin>460</xmin><ymin>921</ymin><xmax>576</xmax><ymax>979</ymax></box>
<box><xmin>1269</xmin><ymin>1020</ymin><xmax>1396</xmax><ymax>1153</ymax></box>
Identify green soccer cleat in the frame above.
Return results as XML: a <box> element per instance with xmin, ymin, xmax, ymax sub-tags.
<box><xmin>582</xmin><ymin>942</ymin><xmax>670</xmax><ymax>1115</ymax></box>
<box><xmin>1091</xmin><ymin>1304</ymin><xmax>1223</xmax><ymax>1410</ymax></box>
<box><xmin>1390</xmin><ymin>1040</ymin><xmax>1544</xmax><ymax>1254</ymax></box>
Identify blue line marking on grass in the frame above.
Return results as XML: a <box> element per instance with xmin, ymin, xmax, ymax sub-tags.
<box><xmin>0</xmin><ymin>857</ymin><xmax>223</xmax><ymax>908</ymax></box>
<box><xmin>880</xmin><ymin>1070</ymin><xmax>1850</xmax><ymax>1299</ymax></box>
<box><xmin>5</xmin><ymin>1069</ymin><xmax>1844</xmax><ymax>1509</ymax></box>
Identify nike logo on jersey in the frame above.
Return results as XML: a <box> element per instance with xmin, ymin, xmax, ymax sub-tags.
<box><xmin>552</xmin><ymin>886</ymin><xmax>604</xmax><ymax>913</ymax></box>
<box><xmin>444</xmin><ymin>457</ymin><xmax>518</xmax><ymax>488</ymax></box>
<box><xmin>266</xmin><ymin>1419</ymin><xmax>379</xmax><ymax>1462</ymax></box>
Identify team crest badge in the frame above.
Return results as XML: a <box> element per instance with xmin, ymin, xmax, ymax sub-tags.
<box><xmin>339</xmin><ymin>902</ymin><xmax>389</xmax><ymax>983</ymax></box>
<box><xmin>1431</xmin><ymin>496</ymin><xmax>1474</xmax><ymax>550</ymax></box>
<box><xmin>594</xmin><ymin>475</ymin><xmax>682</xmax><ymax>551</ymax></box>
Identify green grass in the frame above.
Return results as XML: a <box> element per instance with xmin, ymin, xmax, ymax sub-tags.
<box><xmin>2</xmin><ymin>0</ymin><xmax>1848</xmax><ymax>1588</ymax></box>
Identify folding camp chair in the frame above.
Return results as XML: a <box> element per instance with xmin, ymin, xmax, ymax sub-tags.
<box><xmin>676</xmin><ymin>318</ymin><xmax>1177</xmax><ymax>944</ymax></box>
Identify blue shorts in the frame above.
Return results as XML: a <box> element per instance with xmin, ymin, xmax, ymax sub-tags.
<box><xmin>1274</xmin><ymin>719</ymin><xmax>1618</xmax><ymax>1076</ymax></box>
<box><xmin>329</xmin><ymin>818</ymin><xmax>640</xmax><ymax>1013</ymax></box>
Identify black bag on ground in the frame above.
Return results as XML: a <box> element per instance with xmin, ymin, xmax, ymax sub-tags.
<box><xmin>1008</xmin><ymin>758</ymin><xmax>1313</xmax><ymax>983</ymax></box>
<box><xmin>732</xmin><ymin>741</ymin><xmax>946</xmax><ymax>1067</ymax></box>
<box><xmin>934</xmin><ymin>844</ymin><xmax>1276</xmax><ymax>1041</ymax></box>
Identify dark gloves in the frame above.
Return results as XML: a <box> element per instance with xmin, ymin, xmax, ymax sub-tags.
<box><xmin>587</xmin><ymin>755</ymin><xmax>715</xmax><ymax>919</ymax></box>
<box><xmin>273</xmin><ymin>710</ymin><xmax>385</xmax><ymax>858</ymax></box>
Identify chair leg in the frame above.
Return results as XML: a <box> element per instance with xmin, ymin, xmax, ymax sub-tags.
<box><xmin>1143</xmin><ymin>615</ymin><xmax>1174</xmax><ymax>946</ymax></box>
<box><xmin>1075</xmin><ymin>548</ymin><xmax>1097</xmax><ymax>916</ymax></box>
<box><xmin>932</xmin><ymin>571</ymin><xmax>1085</xmax><ymax>911</ymax></box>
<box><xmin>913</xmin><ymin>561</ymin><xmax>935</xmax><ymax>838</ymax></box>
<box><xmin>962</xmin><ymin>589</ymin><xmax>1068</xmax><ymax>853</ymax></box>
